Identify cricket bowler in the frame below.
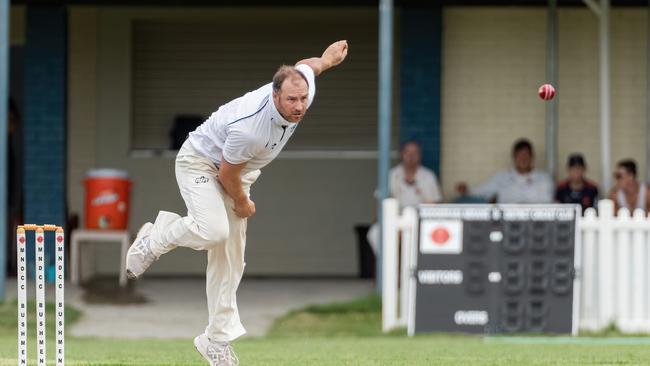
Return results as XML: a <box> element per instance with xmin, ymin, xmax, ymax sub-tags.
<box><xmin>126</xmin><ymin>40</ymin><xmax>349</xmax><ymax>365</ymax></box>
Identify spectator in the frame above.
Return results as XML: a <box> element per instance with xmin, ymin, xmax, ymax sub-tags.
<box><xmin>367</xmin><ymin>141</ymin><xmax>442</xmax><ymax>253</ymax></box>
<box><xmin>457</xmin><ymin>138</ymin><xmax>553</xmax><ymax>203</ymax></box>
<box><xmin>389</xmin><ymin>141</ymin><xmax>442</xmax><ymax>209</ymax></box>
<box><xmin>555</xmin><ymin>153</ymin><xmax>599</xmax><ymax>212</ymax></box>
<box><xmin>608</xmin><ymin>159</ymin><xmax>650</xmax><ymax>212</ymax></box>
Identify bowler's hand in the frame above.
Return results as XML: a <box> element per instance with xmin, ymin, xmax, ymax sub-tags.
<box><xmin>322</xmin><ymin>40</ymin><xmax>348</xmax><ymax>68</ymax></box>
<box><xmin>234</xmin><ymin>198</ymin><xmax>256</xmax><ymax>218</ymax></box>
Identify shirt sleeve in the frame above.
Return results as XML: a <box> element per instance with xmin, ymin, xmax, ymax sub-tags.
<box><xmin>430</xmin><ymin>173</ymin><xmax>443</xmax><ymax>202</ymax></box>
<box><xmin>222</xmin><ymin>128</ymin><xmax>258</xmax><ymax>165</ymax></box>
<box><xmin>295</xmin><ymin>63</ymin><xmax>317</xmax><ymax>108</ymax></box>
<box><xmin>388</xmin><ymin>167</ymin><xmax>399</xmax><ymax>199</ymax></box>
<box><xmin>421</xmin><ymin>170</ymin><xmax>443</xmax><ymax>203</ymax></box>
<box><xmin>471</xmin><ymin>172</ymin><xmax>504</xmax><ymax>200</ymax></box>
<box><xmin>539</xmin><ymin>173</ymin><xmax>554</xmax><ymax>203</ymax></box>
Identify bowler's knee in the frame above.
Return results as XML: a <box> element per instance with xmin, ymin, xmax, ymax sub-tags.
<box><xmin>199</xmin><ymin>223</ymin><xmax>229</xmax><ymax>249</ymax></box>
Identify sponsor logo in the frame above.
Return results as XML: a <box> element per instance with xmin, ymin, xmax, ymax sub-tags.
<box><xmin>420</xmin><ymin>220</ymin><xmax>463</xmax><ymax>254</ymax></box>
<box><xmin>91</xmin><ymin>192</ymin><xmax>119</xmax><ymax>206</ymax></box>
<box><xmin>454</xmin><ymin>310</ymin><xmax>488</xmax><ymax>326</ymax></box>
<box><xmin>195</xmin><ymin>176</ymin><xmax>209</xmax><ymax>184</ymax></box>
<box><xmin>418</xmin><ymin>270</ymin><xmax>463</xmax><ymax>285</ymax></box>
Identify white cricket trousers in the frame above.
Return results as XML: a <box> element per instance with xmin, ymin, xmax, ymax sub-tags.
<box><xmin>148</xmin><ymin>140</ymin><xmax>260</xmax><ymax>342</ymax></box>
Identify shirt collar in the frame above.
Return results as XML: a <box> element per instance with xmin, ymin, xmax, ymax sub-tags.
<box><xmin>511</xmin><ymin>168</ymin><xmax>534</xmax><ymax>178</ymax></box>
<box><xmin>398</xmin><ymin>164</ymin><xmax>421</xmax><ymax>175</ymax></box>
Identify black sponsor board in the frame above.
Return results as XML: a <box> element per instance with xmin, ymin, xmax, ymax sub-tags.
<box><xmin>410</xmin><ymin>205</ymin><xmax>578</xmax><ymax>335</ymax></box>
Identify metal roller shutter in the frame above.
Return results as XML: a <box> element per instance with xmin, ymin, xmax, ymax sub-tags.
<box><xmin>131</xmin><ymin>8</ymin><xmax>388</xmax><ymax>151</ymax></box>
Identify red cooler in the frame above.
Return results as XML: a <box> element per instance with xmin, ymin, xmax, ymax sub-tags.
<box><xmin>84</xmin><ymin>169</ymin><xmax>131</xmax><ymax>229</ymax></box>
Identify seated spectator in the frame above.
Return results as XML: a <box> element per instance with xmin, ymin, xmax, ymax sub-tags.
<box><xmin>608</xmin><ymin>159</ymin><xmax>650</xmax><ymax>212</ymax></box>
<box><xmin>389</xmin><ymin>141</ymin><xmax>442</xmax><ymax>209</ymax></box>
<box><xmin>367</xmin><ymin>141</ymin><xmax>442</xmax><ymax>253</ymax></box>
<box><xmin>456</xmin><ymin>138</ymin><xmax>553</xmax><ymax>203</ymax></box>
<box><xmin>555</xmin><ymin>153</ymin><xmax>599</xmax><ymax>212</ymax></box>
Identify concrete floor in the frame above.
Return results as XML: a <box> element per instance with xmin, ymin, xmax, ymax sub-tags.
<box><xmin>5</xmin><ymin>277</ymin><xmax>374</xmax><ymax>339</ymax></box>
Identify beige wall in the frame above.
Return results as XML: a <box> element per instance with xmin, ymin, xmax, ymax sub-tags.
<box><xmin>441</xmin><ymin>7</ymin><xmax>648</xmax><ymax>199</ymax></box>
<box><xmin>610</xmin><ymin>10</ymin><xmax>647</xmax><ymax>183</ymax></box>
<box><xmin>558</xmin><ymin>9</ymin><xmax>647</xmax><ymax>194</ymax></box>
<box><xmin>68</xmin><ymin>7</ymin><xmax>383</xmax><ymax>276</ymax></box>
<box><xmin>70</xmin><ymin>5</ymin><xmax>650</xmax><ymax>276</ymax></box>
<box><xmin>441</xmin><ymin>7</ymin><xmax>547</xmax><ymax>198</ymax></box>
<box><xmin>10</xmin><ymin>6</ymin><xmax>25</xmax><ymax>46</ymax></box>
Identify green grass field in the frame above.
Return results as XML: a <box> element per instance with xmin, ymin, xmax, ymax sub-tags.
<box><xmin>1</xmin><ymin>296</ymin><xmax>649</xmax><ymax>365</ymax></box>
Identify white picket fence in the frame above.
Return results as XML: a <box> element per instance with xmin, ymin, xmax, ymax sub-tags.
<box><xmin>382</xmin><ymin>198</ymin><xmax>650</xmax><ymax>334</ymax></box>
<box><xmin>580</xmin><ymin>199</ymin><xmax>650</xmax><ymax>333</ymax></box>
<box><xmin>381</xmin><ymin>199</ymin><xmax>417</xmax><ymax>333</ymax></box>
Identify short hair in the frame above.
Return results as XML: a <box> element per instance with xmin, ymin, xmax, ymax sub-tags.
<box><xmin>617</xmin><ymin>159</ymin><xmax>637</xmax><ymax>177</ymax></box>
<box><xmin>567</xmin><ymin>153</ymin><xmax>586</xmax><ymax>168</ymax></box>
<box><xmin>272</xmin><ymin>65</ymin><xmax>309</xmax><ymax>93</ymax></box>
<box><xmin>400</xmin><ymin>140</ymin><xmax>421</xmax><ymax>152</ymax></box>
<box><xmin>512</xmin><ymin>138</ymin><xmax>533</xmax><ymax>155</ymax></box>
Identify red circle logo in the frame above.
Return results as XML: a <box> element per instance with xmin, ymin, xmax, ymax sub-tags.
<box><xmin>57</xmin><ymin>236</ymin><xmax>63</xmax><ymax>243</ymax></box>
<box><xmin>37</xmin><ymin>236</ymin><xmax>44</xmax><ymax>243</ymax></box>
<box><xmin>19</xmin><ymin>237</ymin><xmax>25</xmax><ymax>244</ymax></box>
<box><xmin>431</xmin><ymin>227</ymin><xmax>450</xmax><ymax>245</ymax></box>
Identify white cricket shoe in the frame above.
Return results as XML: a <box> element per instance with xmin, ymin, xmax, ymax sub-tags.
<box><xmin>194</xmin><ymin>334</ymin><xmax>239</xmax><ymax>366</ymax></box>
<box><xmin>125</xmin><ymin>222</ymin><xmax>156</xmax><ymax>280</ymax></box>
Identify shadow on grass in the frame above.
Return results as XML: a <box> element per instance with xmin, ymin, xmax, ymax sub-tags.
<box><xmin>81</xmin><ymin>276</ymin><xmax>148</xmax><ymax>305</ymax></box>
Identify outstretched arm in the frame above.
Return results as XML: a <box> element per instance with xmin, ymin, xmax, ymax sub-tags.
<box><xmin>296</xmin><ymin>40</ymin><xmax>348</xmax><ymax>76</ymax></box>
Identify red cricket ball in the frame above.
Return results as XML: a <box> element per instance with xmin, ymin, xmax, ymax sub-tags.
<box><xmin>538</xmin><ymin>84</ymin><xmax>555</xmax><ymax>101</ymax></box>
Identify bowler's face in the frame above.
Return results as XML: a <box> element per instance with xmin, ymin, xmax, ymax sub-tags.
<box><xmin>273</xmin><ymin>77</ymin><xmax>309</xmax><ymax>123</ymax></box>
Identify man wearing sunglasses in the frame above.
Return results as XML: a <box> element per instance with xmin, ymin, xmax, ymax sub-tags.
<box><xmin>609</xmin><ymin>159</ymin><xmax>650</xmax><ymax>212</ymax></box>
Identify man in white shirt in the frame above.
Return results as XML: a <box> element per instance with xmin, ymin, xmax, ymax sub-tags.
<box><xmin>458</xmin><ymin>139</ymin><xmax>554</xmax><ymax>204</ymax></box>
<box><xmin>390</xmin><ymin>141</ymin><xmax>442</xmax><ymax>209</ymax></box>
<box><xmin>126</xmin><ymin>41</ymin><xmax>348</xmax><ymax>365</ymax></box>
<box><xmin>367</xmin><ymin>141</ymin><xmax>442</xmax><ymax>253</ymax></box>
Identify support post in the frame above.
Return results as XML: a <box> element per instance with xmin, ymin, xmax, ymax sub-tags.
<box><xmin>377</xmin><ymin>0</ymin><xmax>394</xmax><ymax>292</ymax></box>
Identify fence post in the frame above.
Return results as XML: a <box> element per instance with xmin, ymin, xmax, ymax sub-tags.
<box><xmin>580</xmin><ymin>208</ymin><xmax>599</xmax><ymax>330</ymax></box>
<box><xmin>399</xmin><ymin>207</ymin><xmax>417</xmax><ymax>326</ymax></box>
<box><xmin>632</xmin><ymin>209</ymin><xmax>646</xmax><ymax>332</ymax></box>
<box><xmin>382</xmin><ymin>198</ymin><xmax>399</xmax><ymax>332</ymax></box>
<box><xmin>597</xmin><ymin>199</ymin><xmax>615</xmax><ymax>329</ymax></box>
<box><xmin>616</xmin><ymin>209</ymin><xmax>631</xmax><ymax>330</ymax></box>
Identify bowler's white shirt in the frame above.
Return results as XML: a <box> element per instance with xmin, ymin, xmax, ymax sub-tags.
<box><xmin>188</xmin><ymin>64</ymin><xmax>316</xmax><ymax>174</ymax></box>
<box><xmin>471</xmin><ymin>169</ymin><xmax>553</xmax><ymax>204</ymax></box>
<box><xmin>389</xmin><ymin>164</ymin><xmax>442</xmax><ymax>209</ymax></box>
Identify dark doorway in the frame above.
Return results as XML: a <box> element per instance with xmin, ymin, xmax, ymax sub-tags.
<box><xmin>7</xmin><ymin>45</ymin><xmax>25</xmax><ymax>276</ymax></box>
